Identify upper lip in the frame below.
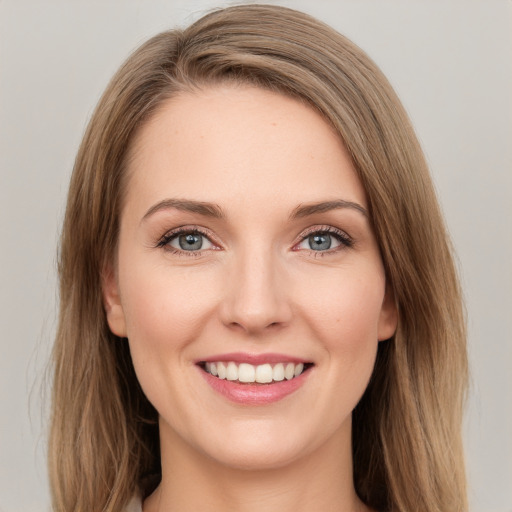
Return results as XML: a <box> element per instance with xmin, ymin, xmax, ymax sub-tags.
<box><xmin>196</xmin><ymin>352</ymin><xmax>311</xmax><ymax>365</ymax></box>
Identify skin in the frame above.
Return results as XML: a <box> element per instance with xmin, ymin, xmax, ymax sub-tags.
<box><xmin>103</xmin><ymin>85</ymin><xmax>397</xmax><ymax>512</ymax></box>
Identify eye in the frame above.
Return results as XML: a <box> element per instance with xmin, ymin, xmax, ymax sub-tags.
<box><xmin>295</xmin><ymin>227</ymin><xmax>353</xmax><ymax>253</ymax></box>
<box><xmin>170</xmin><ymin>232</ymin><xmax>213</xmax><ymax>251</ymax></box>
<box><xmin>157</xmin><ymin>227</ymin><xmax>216</xmax><ymax>253</ymax></box>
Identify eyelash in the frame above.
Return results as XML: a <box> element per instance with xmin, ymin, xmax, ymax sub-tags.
<box><xmin>156</xmin><ymin>225</ymin><xmax>354</xmax><ymax>258</ymax></box>
<box><xmin>156</xmin><ymin>226</ymin><xmax>216</xmax><ymax>258</ymax></box>
<box><xmin>296</xmin><ymin>225</ymin><xmax>354</xmax><ymax>257</ymax></box>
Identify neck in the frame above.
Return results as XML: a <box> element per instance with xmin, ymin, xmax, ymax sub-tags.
<box><xmin>144</xmin><ymin>417</ymin><xmax>370</xmax><ymax>512</ymax></box>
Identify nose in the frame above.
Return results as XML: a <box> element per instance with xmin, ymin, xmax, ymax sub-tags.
<box><xmin>219</xmin><ymin>247</ymin><xmax>293</xmax><ymax>335</ymax></box>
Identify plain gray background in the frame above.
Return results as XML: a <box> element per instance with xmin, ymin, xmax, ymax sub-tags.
<box><xmin>1</xmin><ymin>1</ymin><xmax>511</xmax><ymax>511</ymax></box>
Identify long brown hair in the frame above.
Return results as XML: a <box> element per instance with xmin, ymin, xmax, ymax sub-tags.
<box><xmin>49</xmin><ymin>5</ymin><xmax>468</xmax><ymax>511</ymax></box>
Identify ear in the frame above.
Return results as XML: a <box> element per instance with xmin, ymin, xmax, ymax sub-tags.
<box><xmin>101</xmin><ymin>264</ymin><xmax>127</xmax><ymax>338</ymax></box>
<box><xmin>377</xmin><ymin>283</ymin><xmax>398</xmax><ymax>342</ymax></box>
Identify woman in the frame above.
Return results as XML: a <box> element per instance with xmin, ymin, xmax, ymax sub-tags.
<box><xmin>48</xmin><ymin>4</ymin><xmax>468</xmax><ymax>512</ymax></box>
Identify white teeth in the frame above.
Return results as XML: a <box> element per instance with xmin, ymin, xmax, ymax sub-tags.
<box><xmin>217</xmin><ymin>362</ymin><xmax>227</xmax><ymax>379</ymax></box>
<box><xmin>226</xmin><ymin>362</ymin><xmax>238</xmax><ymax>381</ymax></box>
<box><xmin>238</xmin><ymin>363</ymin><xmax>255</xmax><ymax>383</ymax></box>
<box><xmin>273</xmin><ymin>363</ymin><xmax>285</xmax><ymax>381</ymax></box>
<box><xmin>255</xmin><ymin>364</ymin><xmax>273</xmax><ymax>383</ymax></box>
<box><xmin>204</xmin><ymin>361</ymin><xmax>308</xmax><ymax>383</ymax></box>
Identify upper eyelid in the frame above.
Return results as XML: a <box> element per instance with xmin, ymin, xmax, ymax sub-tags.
<box><xmin>157</xmin><ymin>225</ymin><xmax>220</xmax><ymax>247</ymax></box>
<box><xmin>296</xmin><ymin>225</ymin><xmax>352</xmax><ymax>241</ymax></box>
<box><xmin>163</xmin><ymin>225</ymin><xmax>212</xmax><ymax>237</ymax></box>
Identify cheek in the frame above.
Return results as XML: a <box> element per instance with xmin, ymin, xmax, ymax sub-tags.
<box><xmin>298</xmin><ymin>268</ymin><xmax>386</xmax><ymax>346</ymax></box>
<box><xmin>287</xmin><ymin>267</ymin><xmax>385</xmax><ymax>433</ymax></box>
<box><xmin>296</xmin><ymin>267</ymin><xmax>384</xmax><ymax>405</ymax></box>
<box><xmin>116</xmin><ymin>263</ymin><xmax>220</xmax><ymax>410</ymax></box>
<box><xmin>119</xmin><ymin>261</ymin><xmax>219</xmax><ymax>344</ymax></box>
<box><xmin>117</xmin><ymin>261</ymin><xmax>222</xmax><ymax>410</ymax></box>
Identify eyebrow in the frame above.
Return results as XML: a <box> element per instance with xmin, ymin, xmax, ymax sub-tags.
<box><xmin>141</xmin><ymin>197</ymin><xmax>368</xmax><ymax>223</ymax></box>
<box><xmin>289</xmin><ymin>200</ymin><xmax>368</xmax><ymax>219</ymax></box>
<box><xmin>141</xmin><ymin>198</ymin><xmax>226</xmax><ymax>222</ymax></box>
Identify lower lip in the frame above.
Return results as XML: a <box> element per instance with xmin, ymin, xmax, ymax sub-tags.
<box><xmin>199</xmin><ymin>367</ymin><xmax>311</xmax><ymax>405</ymax></box>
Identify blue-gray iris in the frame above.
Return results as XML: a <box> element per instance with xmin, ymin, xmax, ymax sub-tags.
<box><xmin>309</xmin><ymin>234</ymin><xmax>331</xmax><ymax>251</ymax></box>
<box><xmin>179</xmin><ymin>233</ymin><xmax>203</xmax><ymax>250</ymax></box>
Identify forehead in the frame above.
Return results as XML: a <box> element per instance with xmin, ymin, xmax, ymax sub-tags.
<box><xmin>124</xmin><ymin>85</ymin><xmax>366</xmax><ymax>214</ymax></box>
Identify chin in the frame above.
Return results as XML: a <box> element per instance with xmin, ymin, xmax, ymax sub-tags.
<box><xmin>204</xmin><ymin>439</ymin><xmax>308</xmax><ymax>472</ymax></box>
<box><xmin>185</xmin><ymin>414</ymin><xmax>348</xmax><ymax>473</ymax></box>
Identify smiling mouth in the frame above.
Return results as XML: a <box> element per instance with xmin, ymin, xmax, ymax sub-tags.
<box><xmin>198</xmin><ymin>361</ymin><xmax>314</xmax><ymax>384</ymax></box>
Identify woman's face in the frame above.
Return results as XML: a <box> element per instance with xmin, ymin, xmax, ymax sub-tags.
<box><xmin>104</xmin><ymin>85</ymin><xmax>397</xmax><ymax>470</ymax></box>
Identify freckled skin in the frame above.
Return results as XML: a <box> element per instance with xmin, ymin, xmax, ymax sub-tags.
<box><xmin>103</xmin><ymin>85</ymin><xmax>397</xmax><ymax>512</ymax></box>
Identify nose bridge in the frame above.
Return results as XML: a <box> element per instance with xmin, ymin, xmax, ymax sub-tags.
<box><xmin>221</xmin><ymin>241</ymin><xmax>291</xmax><ymax>334</ymax></box>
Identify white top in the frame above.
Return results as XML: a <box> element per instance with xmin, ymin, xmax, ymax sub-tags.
<box><xmin>126</xmin><ymin>497</ymin><xmax>143</xmax><ymax>512</ymax></box>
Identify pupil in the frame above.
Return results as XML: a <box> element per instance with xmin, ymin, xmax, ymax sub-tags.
<box><xmin>179</xmin><ymin>233</ymin><xmax>202</xmax><ymax>251</ymax></box>
<box><xmin>309</xmin><ymin>234</ymin><xmax>331</xmax><ymax>251</ymax></box>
